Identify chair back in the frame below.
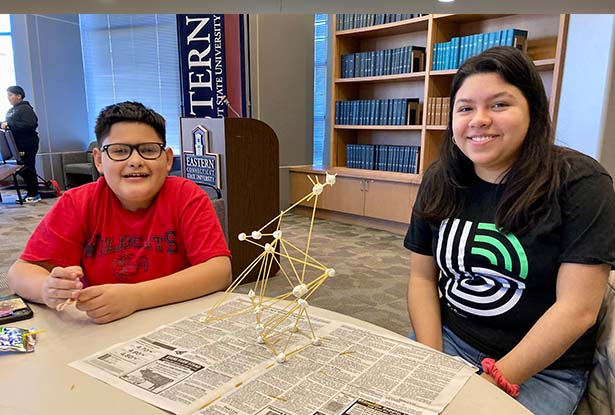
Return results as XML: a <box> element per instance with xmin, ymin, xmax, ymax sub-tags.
<box><xmin>87</xmin><ymin>141</ymin><xmax>97</xmax><ymax>163</ymax></box>
<box><xmin>0</xmin><ymin>129</ymin><xmax>22</xmax><ymax>164</ymax></box>
<box><xmin>576</xmin><ymin>271</ymin><xmax>615</xmax><ymax>414</ymax></box>
<box><xmin>199</xmin><ymin>183</ymin><xmax>227</xmax><ymax>242</ymax></box>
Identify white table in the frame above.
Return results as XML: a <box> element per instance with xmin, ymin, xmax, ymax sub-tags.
<box><xmin>0</xmin><ymin>292</ymin><xmax>530</xmax><ymax>415</ymax></box>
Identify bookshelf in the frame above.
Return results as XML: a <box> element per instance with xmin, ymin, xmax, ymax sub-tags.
<box><xmin>290</xmin><ymin>13</ymin><xmax>569</xmax><ymax>234</ymax></box>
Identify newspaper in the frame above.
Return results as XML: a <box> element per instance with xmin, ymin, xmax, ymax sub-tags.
<box><xmin>70</xmin><ymin>297</ymin><xmax>476</xmax><ymax>415</ymax></box>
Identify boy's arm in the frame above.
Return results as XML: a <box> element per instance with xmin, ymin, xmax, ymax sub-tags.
<box><xmin>134</xmin><ymin>256</ymin><xmax>232</xmax><ymax>310</ymax></box>
<box><xmin>8</xmin><ymin>259</ymin><xmax>83</xmax><ymax>308</ymax></box>
<box><xmin>76</xmin><ymin>256</ymin><xmax>232</xmax><ymax>324</ymax></box>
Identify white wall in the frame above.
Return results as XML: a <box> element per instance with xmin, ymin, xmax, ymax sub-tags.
<box><xmin>248</xmin><ymin>15</ymin><xmax>315</xmax><ymax>208</ymax></box>
<box><xmin>556</xmin><ymin>14</ymin><xmax>615</xmax><ymax>176</ymax></box>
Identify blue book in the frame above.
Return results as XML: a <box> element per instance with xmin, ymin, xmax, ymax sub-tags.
<box><xmin>502</xmin><ymin>28</ymin><xmax>529</xmax><ymax>51</ymax></box>
<box><xmin>450</xmin><ymin>37</ymin><xmax>460</xmax><ymax>69</ymax></box>
<box><xmin>381</xmin><ymin>145</ymin><xmax>388</xmax><ymax>171</ymax></box>
<box><xmin>475</xmin><ymin>33</ymin><xmax>484</xmax><ymax>54</ymax></box>
<box><xmin>335</xmin><ymin>101</ymin><xmax>340</xmax><ymax>124</ymax></box>
<box><xmin>345</xmin><ymin>144</ymin><xmax>352</xmax><ymax>168</ymax></box>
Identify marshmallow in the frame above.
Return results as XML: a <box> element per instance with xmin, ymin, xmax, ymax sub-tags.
<box><xmin>292</xmin><ymin>284</ymin><xmax>308</xmax><ymax>298</ymax></box>
<box><xmin>312</xmin><ymin>183</ymin><xmax>324</xmax><ymax>195</ymax></box>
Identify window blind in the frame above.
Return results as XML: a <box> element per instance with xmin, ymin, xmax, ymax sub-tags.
<box><xmin>313</xmin><ymin>14</ymin><xmax>329</xmax><ymax>167</ymax></box>
<box><xmin>79</xmin><ymin>14</ymin><xmax>181</xmax><ymax>152</ymax></box>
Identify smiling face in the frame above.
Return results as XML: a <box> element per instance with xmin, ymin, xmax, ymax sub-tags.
<box><xmin>452</xmin><ymin>72</ymin><xmax>530</xmax><ymax>183</ymax></box>
<box><xmin>93</xmin><ymin>121</ymin><xmax>173</xmax><ymax>211</ymax></box>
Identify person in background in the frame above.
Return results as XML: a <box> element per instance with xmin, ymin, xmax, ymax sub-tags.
<box><xmin>405</xmin><ymin>46</ymin><xmax>615</xmax><ymax>415</ymax></box>
<box><xmin>1</xmin><ymin>85</ymin><xmax>41</xmax><ymax>203</ymax></box>
<box><xmin>8</xmin><ymin>101</ymin><xmax>232</xmax><ymax>323</ymax></box>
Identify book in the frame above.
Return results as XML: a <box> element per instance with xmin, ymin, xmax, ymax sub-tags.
<box><xmin>410</xmin><ymin>46</ymin><xmax>426</xmax><ymax>72</ymax></box>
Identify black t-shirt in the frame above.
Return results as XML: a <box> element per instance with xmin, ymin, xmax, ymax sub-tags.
<box><xmin>404</xmin><ymin>151</ymin><xmax>615</xmax><ymax>370</ymax></box>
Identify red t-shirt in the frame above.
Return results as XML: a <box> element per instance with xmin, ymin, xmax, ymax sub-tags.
<box><xmin>21</xmin><ymin>176</ymin><xmax>230</xmax><ymax>286</ymax></box>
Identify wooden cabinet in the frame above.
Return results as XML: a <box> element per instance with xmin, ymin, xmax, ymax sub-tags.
<box><xmin>363</xmin><ymin>179</ymin><xmax>416</xmax><ymax>223</ymax></box>
<box><xmin>289</xmin><ymin>171</ymin><xmax>325</xmax><ymax>209</ymax></box>
<box><xmin>290</xmin><ymin>169</ymin><xmax>418</xmax><ymax>227</ymax></box>
<box><xmin>290</xmin><ymin>14</ymin><xmax>568</xmax><ymax>232</ymax></box>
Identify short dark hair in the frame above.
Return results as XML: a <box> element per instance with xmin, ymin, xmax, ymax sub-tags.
<box><xmin>417</xmin><ymin>46</ymin><xmax>562</xmax><ymax>235</ymax></box>
<box><xmin>7</xmin><ymin>85</ymin><xmax>25</xmax><ymax>99</ymax></box>
<box><xmin>94</xmin><ymin>101</ymin><xmax>166</xmax><ymax>147</ymax></box>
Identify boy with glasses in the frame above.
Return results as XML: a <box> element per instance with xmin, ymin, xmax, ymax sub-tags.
<box><xmin>8</xmin><ymin>101</ymin><xmax>231</xmax><ymax>323</ymax></box>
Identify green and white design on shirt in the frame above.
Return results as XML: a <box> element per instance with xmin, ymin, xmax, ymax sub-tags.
<box><xmin>437</xmin><ymin>219</ymin><xmax>528</xmax><ymax>317</ymax></box>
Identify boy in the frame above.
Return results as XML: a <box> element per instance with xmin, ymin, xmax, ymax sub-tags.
<box><xmin>1</xmin><ymin>85</ymin><xmax>41</xmax><ymax>202</ymax></box>
<box><xmin>7</xmin><ymin>101</ymin><xmax>232</xmax><ymax>323</ymax></box>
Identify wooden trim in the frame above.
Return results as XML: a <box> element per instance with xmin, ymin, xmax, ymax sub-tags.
<box><xmin>335</xmin><ymin>15</ymin><xmax>429</xmax><ymax>38</ymax></box>
<box><xmin>336</xmin><ymin>72</ymin><xmax>426</xmax><ymax>84</ymax></box>
<box><xmin>534</xmin><ymin>58</ymin><xmax>556</xmax><ymax>71</ymax></box>
<box><xmin>330</xmin><ymin>14</ymin><xmax>340</xmax><ymax>168</ymax></box>
<box><xmin>549</xmin><ymin>14</ymin><xmax>569</xmax><ymax>132</ymax></box>
<box><xmin>289</xmin><ymin>165</ymin><xmax>423</xmax><ymax>184</ymax></box>
<box><xmin>334</xmin><ymin>125</ymin><xmax>423</xmax><ymax>131</ymax></box>
<box><xmin>432</xmin><ymin>14</ymin><xmax>512</xmax><ymax>23</ymax></box>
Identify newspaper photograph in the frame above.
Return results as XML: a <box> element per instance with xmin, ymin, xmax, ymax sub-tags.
<box><xmin>70</xmin><ymin>297</ymin><xmax>476</xmax><ymax>415</ymax></box>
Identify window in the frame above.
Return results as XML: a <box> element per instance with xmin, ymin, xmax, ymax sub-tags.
<box><xmin>313</xmin><ymin>14</ymin><xmax>328</xmax><ymax>167</ymax></box>
<box><xmin>0</xmin><ymin>15</ymin><xmax>16</xmax><ymax>119</ymax></box>
<box><xmin>79</xmin><ymin>15</ymin><xmax>181</xmax><ymax>152</ymax></box>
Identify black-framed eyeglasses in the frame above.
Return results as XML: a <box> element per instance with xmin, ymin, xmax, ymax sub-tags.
<box><xmin>101</xmin><ymin>142</ymin><xmax>165</xmax><ymax>161</ymax></box>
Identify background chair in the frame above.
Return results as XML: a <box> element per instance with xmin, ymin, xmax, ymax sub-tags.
<box><xmin>0</xmin><ymin>129</ymin><xmax>25</xmax><ymax>204</ymax></box>
<box><xmin>575</xmin><ymin>271</ymin><xmax>615</xmax><ymax>415</ymax></box>
<box><xmin>199</xmin><ymin>183</ymin><xmax>227</xmax><ymax>242</ymax></box>
<box><xmin>61</xmin><ymin>141</ymin><xmax>100</xmax><ymax>189</ymax></box>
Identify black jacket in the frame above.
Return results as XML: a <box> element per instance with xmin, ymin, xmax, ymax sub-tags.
<box><xmin>6</xmin><ymin>100</ymin><xmax>39</xmax><ymax>152</ymax></box>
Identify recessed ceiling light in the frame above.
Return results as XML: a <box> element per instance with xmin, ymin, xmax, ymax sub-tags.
<box><xmin>438</xmin><ymin>0</ymin><xmax>455</xmax><ymax>2</ymax></box>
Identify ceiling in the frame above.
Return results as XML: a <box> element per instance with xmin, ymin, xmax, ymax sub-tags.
<box><xmin>1</xmin><ymin>0</ymin><xmax>615</xmax><ymax>14</ymax></box>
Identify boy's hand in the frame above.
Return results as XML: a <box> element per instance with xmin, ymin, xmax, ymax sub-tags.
<box><xmin>75</xmin><ymin>284</ymin><xmax>140</xmax><ymax>324</ymax></box>
<box><xmin>42</xmin><ymin>266</ymin><xmax>83</xmax><ymax>309</ymax></box>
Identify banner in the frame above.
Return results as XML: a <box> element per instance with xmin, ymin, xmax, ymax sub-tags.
<box><xmin>177</xmin><ymin>15</ymin><xmax>228</xmax><ymax>118</ymax></box>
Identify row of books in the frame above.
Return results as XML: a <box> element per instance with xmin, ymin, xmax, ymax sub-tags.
<box><xmin>426</xmin><ymin>97</ymin><xmax>451</xmax><ymax>126</ymax></box>
<box><xmin>432</xmin><ymin>28</ymin><xmax>529</xmax><ymax>71</ymax></box>
<box><xmin>335</xmin><ymin>99</ymin><xmax>421</xmax><ymax>126</ymax></box>
<box><xmin>340</xmin><ymin>46</ymin><xmax>426</xmax><ymax>78</ymax></box>
<box><xmin>346</xmin><ymin>144</ymin><xmax>421</xmax><ymax>174</ymax></box>
<box><xmin>336</xmin><ymin>14</ymin><xmax>427</xmax><ymax>31</ymax></box>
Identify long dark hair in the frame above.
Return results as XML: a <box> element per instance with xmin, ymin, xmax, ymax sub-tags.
<box><xmin>417</xmin><ymin>46</ymin><xmax>563</xmax><ymax>235</ymax></box>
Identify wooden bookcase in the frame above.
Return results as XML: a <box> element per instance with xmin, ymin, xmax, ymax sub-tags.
<box><xmin>290</xmin><ymin>14</ymin><xmax>569</xmax><ymax>234</ymax></box>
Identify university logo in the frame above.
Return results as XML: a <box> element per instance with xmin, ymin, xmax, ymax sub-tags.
<box><xmin>437</xmin><ymin>219</ymin><xmax>528</xmax><ymax>317</ymax></box>
<box><xmin>183</xmin><ymin>125</ymin><xmax>221</xmax><ymax>188</ymax></box>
